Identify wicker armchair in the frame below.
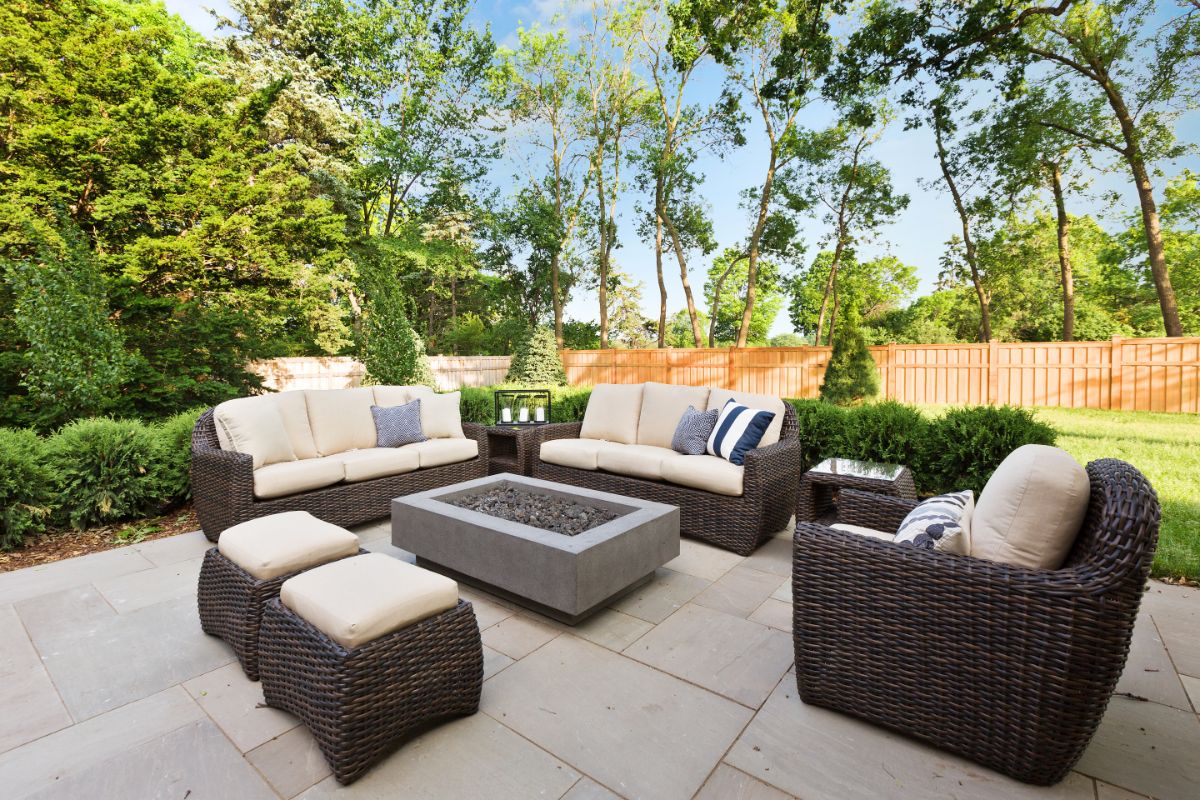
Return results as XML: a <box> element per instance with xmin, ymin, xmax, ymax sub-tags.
<box><xmin>791</xmin><ymin>458</ymin><xmax>1160</xmax><ymax>785</ymax></box>
<box><xmin>191</xmin><ymin>410</ymin><xmax>489</xmax><ymax>541</ymax></box>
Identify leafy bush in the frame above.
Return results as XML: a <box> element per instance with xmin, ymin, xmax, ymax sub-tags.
<box><xmin>834</xmin><ymin>402</ymin><xmax>930</xmax><ymax>471</ymax></box>
<box><xmin>458</xmin><ymin>387</ymin><xmax>496</xmax><ymax>425</ymax></box>
<box><xmin>788</xmin><ymin>399</ymin><xmax>848</xmax><ymax>470</ymax></box>
<box><xmin>819</xmin><ymin>310</ymin><xmax>879</xmax><ymax>406</ymax></box>
<box><xmin>458</xmin><ymin>385</ymin><xmax>593</xmax><ymax>425</ymax></box>
<box><xmin>921</xmin><ymin>406</ymin><xmax>1057</xmax><ymax>496</ymax></box>
<box><xmin>550</xmin><ymin>386</ymin><xmax>592</xmax><ymax>422</ymax></box>
<box><xmin>506</xmin><ymin>326</ymin><xmax>567</xmax><ymax>386</ymax></box>
<box><xmin>152</xmin><ymin>408</ymin><xmax>205</xmax><ymax>505</ymax></box>
<box><xmin>0</xmin><ymin>427</ymin><xmax>54</xmax><ymax>550</ymax></box>
<box><xmin>48</xmin><ymin>417</ymin><xmax>162</xmax><ymax>530</ymax></box>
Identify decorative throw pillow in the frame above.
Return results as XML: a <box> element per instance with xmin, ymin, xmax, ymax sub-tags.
<box><xmin>671</xmin><ymin>405</ymin><xmax>720</xmax><ymax>455</ymax></box>
<box><xmin>894</xmin><ymin>490</ymin><xmax>974</xmax><ymax>555</ymax></box>
<box><xmin>706</xmin><ymin>399</ymin><xmax>776</xmax><ymax>466</ymax></box>
<box><xmin>372</xmin><ymin>400</ymin><xmax>426</xmax><ymax>448</ymax></box>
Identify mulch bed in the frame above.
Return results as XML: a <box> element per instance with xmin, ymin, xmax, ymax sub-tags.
<box><xmin>0</xmin><ymin>505</ymin><xmax>199</xmax><ymax>574</ymax></box>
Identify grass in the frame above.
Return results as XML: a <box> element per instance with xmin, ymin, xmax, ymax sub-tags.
<box><xmin>1030</xmin><ymin>407</ymin><xmax>1199</xmax><ymax>583</ymax></box>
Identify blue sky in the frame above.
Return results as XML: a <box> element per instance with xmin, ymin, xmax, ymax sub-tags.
<box><xmin>165</xmin><ymin>0</ymin><xmax>1199</xmax><ymax>337</ymax></box>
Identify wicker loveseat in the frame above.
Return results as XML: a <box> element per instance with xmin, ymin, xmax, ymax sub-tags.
<box><xmin>791</xmin><ymin>458</ymin><xmax>1160</xmax><ymax>785</ymax></box>
<box><xmin>531</xmin><ymin>382</ymin><xmax>801</xmax><ymax>555</ymax></box>
<box><xmin>192</xmin><ymin>386</ymin><xmax>487</xmax><ymax>541</ymax></box>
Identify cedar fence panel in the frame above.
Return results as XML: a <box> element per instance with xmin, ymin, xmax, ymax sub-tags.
<box><xmin>559</xmin><ymin>336</ymin><xmax>1200</xmax><ymax>413</ymax></box>
<box><xmin>252</xmin><ymin>355</ymin><xmax>512</xmax><ymax>392</ymax></box>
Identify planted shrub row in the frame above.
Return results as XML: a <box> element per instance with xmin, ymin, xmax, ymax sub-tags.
<box><xmin>459</xmin><ymin>385</ymin><xmax>594</xmax><ymax>425</ymax></box>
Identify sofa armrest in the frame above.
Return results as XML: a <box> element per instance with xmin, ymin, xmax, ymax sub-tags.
<box><xmin>837</xmin><ymin>489</ymin><xmax>918</xmax><ymax>533</ymax></box>
<box><xmin>462</xmin><ymin>422</ymin><xmax>489</xmax><ymax>462</ymax></box>
<box><xmin>743</xmin><ymin>438</ymin><xmax>802</xmax><ymax>497</ymax></box>
<box><xmin>190</xmin><ymin>443</ymin><xmax>255</xmax><ymax>540</ymax></box>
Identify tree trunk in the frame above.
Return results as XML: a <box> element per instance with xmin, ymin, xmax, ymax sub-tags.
<box><xmin>828</xmin><ymin>281</ymin><xmax>840</xmax><ymax>346</ymax></box>
<box><xmin>933</xmin><ymin>117</ymin><xmax>991</xmax><ymax>342</ymax></box>
<box><xmin>1048</xmin><ymin>162</ymin><xmax>1074</xmax><ymax>342</ymax></box>
<box><xmin>708</xmin><ymin>254</ymin><xmax>742</xmax><ymax>347</ymax></box>
<box><xmin>654</xmin><ymin>176</ymin><xmax>668</xmax><ymax>348</ymax></box>
<box><xmin>550</xmin><ymin>251</ymin><xmax>564</xmax><ymax>348</ymax></box>
<box><xmin>737</xmin><ymin>154</ymin><xmax>777</xmax><ymax>347</ymax></box>
<box><xmin>662</xmin><ymin>210</ymin><xmax>704</xmax><ymax>347</ymax></box>
<box><xmin>597</xmin><ymin>170</ymin><xmax>610</xmax><ymax>349</ymax></box>
<box><xmin>815</xmin><ymin>240</ymin><xmax>846</xmax><ymax>346</ymax></box>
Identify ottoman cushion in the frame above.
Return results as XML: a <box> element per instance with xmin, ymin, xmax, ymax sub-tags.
<box><xmin>281</xmin><ymin>553</ymin><xmax>459</xmax><ymax>649</ymax></box>
<box><xmin>218</xmin><ymin>511</ymin><xmax>359</xmax><ymax>580</ymax></box>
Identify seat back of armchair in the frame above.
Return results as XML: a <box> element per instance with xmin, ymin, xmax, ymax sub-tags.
<box><xmin>1061</xmin><ymin>459</ymin><xmax>1160</xmax><ymax>589</ymax></box>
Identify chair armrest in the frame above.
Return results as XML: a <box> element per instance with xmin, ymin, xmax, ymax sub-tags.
<box><xmin>837</xmin><ymin>489</ymin><xmax>918</xmax><ymax>533</ymax></box>
<box><xmin>462</xmin><ymin>422</ymin><xmax>489</xmax><ymax>462</ymax></box>
<box><xmin>743</xmin><ymin>438</ymin><xmax>802</xmax><ymax>496</ymax></box>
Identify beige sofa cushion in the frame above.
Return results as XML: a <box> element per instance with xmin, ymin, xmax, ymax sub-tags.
<box><xmin>596</xmin><ymin>443</ymin><xmax>682</xmax><ymax>481</ymax></box>
<box><xmin>339</xmin><ymin>447</ymin><xmax>420</xmax><ymax>482</ymax></box>
<box><xmin>637</xmin><ymin>383</ymin><xmax>711</xmax><ymax>449</ymax></box>
<box><xmin>371</xmin><ymin>385</ymin><xmax>427</xmax><ymax>408</ymax></box>
<box><xmin>253</xmin><ymin>457</ymin><xmax>344</xmax><ymax>499</ymax></box>
<box><xmin>409</xmin><ymin>438</ymin><xmax>478</xmax><ymax>469</ymax></box>
<box><xmin>539</xmin><ymin>438</ymin><xmax>616</xmax><ymax>471</ymax></box>
<box><xmin>970</xmin><ymin>445</ymin><xmax>1090</xmax><ymax>570</ymax></box>
<box><xmin>213</xmin><ymin>397</ymin><xmax>296</xmax><ymax>469</ymax></box>
<box><xmin>419</xmin><ymin>391</ymin><xmax>465</xmax><ymax>439</ymax></box>
<box><xmin>580</xmin><ymin>384</ymin><xmax>644</xmax><ymax>444</ymax></box>
<box><xmin>831</xmin><ymin>522</ymin><xmax>895</xmax><ymax>542</ymax></box>
<box><xmin>707</xmin><ymin>389</ymin><xmax>786</xmax><ymax>447</ymax></box>
<box><xmin>275</xmin><ymin>391</ymin><xmax>320</xmax><ymax>459</ymax></box>
<box><xmin>281</xmin><ymin>553</ymin><xmax>459</xmax><ymax>649</ymax></box>
<box><xmin>305</xmin><ymin>388</ymin><xmax>377</xmax><ymax>455</ymax></box>
<box><xmin>660</xmin><ymin>455</ymin><xmax>744</xmax><ymax>497</ymax></box>
<box><xmin>218</xmin><ymin>511</ymin><xmax>359</xmax><ymax>580</ymax></box>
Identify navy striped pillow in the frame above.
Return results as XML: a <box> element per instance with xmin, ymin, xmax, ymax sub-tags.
<box><xmin>706</xmin><ymin>399</ymin><xmax>776</xmax><ymax>466</ymax></box>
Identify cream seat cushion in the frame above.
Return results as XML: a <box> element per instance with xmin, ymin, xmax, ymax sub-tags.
<box><xmin>707</xmin><ymin>389</ymin><xmax>786</xmax><ymax>448</ymax></box>
<box><xmin>580</xmin><ymin>384</ymin><xmax>644</xmax><ymax>444</ymax></box>
<box><xmin>218</xmin><ymin>511</ymin><xmax>359</xmax><ymax>580</ymax></box>
<box><xmin>408</xmin><ymin>438</ymin><xmax>478</xmax><ymax>468</ymax></box>
<box><xmin>660</xmin><ymin>455</ymin><xmax>744</xmax><ymax>497</ymax></box>
<box><xmin>213</xmin><ymin>396</ymin><xmax>296</xmax><ymax>469</ymax></box>
<box><xmin>596</xmin><ymin>443</ymin><xmax>682</xmax><ymax>481</ymax></box>
<box><xmin>281</xmin><ymin>553</ymin><xmax>459</xmax><ymax>649</ymax></box>
<box><xmin>831</xmin><ymin>522</ymin><xmax>895</xmax><ymax>542</ymax></box>
<box><xmin>418</xmin><ymin>391</ymin><xmax>465</xmax><ymax>439</ymax></box>
<box><xmin>637</xmin><ymin>382</ymin><xmax>711</xmax><ymax>449</ymax></box>
<box><xmin>339</xmin><ymin>447</ymin><xmax>420</xmax><ymax>482</ymax></box>
<box><xmin>305</xmin><ymin>388</ymin><xmax>377</xmax><ymax>455</ymax></box>
<box><xmin>970</xmin><ymin>444</ymin><xmax>1090</xmax><ymax>570</ymax></box>
<box><xmin>539</xmin><ymin>438</ymin><xmax>617</xmax><ymax>471</ymax></box>
<box><xmin>253</xmin><ymin>457</ymin><xmax>344</xmax><ymax>499</ymax></box>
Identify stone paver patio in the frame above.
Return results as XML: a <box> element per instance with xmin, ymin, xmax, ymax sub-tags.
<box><xmin>1</xmin><ymin>520</ymin><xmax>1197</xmax><ymax>799</ymax></box>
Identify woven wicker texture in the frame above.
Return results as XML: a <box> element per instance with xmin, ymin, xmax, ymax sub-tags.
<box><xmin>530</xmin><ymin>405</ymin><xmax>801</xmax><ymax>556</ymax></box>
<box><xmin>791</xmin><ymin>458</ymin><xmax>1160</xmax><ymax>785</ymax></box>
<box><xmin>796</xmin><ymin>465</ymin><xmax>917</xmax><ymax>522</ymax></box>
<box><xmin>259</xmin><ymin>598</ymin><xmax>483</xmax><ymax>785</ymax></box>
<box><xmin>191</xmin><ymin>410</ymin><xmax>489</xmax><ymax>541</ymax></box>
<box><xmin>197</xmin><ymin>547</ymin><xmax>366</xmax><ymax>680</ymax></box>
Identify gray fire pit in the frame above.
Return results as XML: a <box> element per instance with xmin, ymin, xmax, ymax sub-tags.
<box><xmin>391</xmin><ymin>473</ymin><xmax>680</xmax><ymax>624</ymax></box>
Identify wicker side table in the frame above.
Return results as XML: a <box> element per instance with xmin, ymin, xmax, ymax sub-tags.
<box><xmin>485</xmin><ymin>425</ymin><xmax>541</xmax><ymax>476</ymax></box>
<box><xmin>796</xmin><ymin>458</ymin><xmax>917</xmax><ymax>522</ymax></box>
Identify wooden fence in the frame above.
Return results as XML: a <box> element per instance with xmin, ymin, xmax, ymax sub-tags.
<box><xmin>251</xmin><ymin>355</ymin><xmax>512</xmax><ymax>392</ymax></box>
<box><xmin>559</xmin><ymin>336</ymin><xmax>1200</xmax><ymax>414</ymax></box>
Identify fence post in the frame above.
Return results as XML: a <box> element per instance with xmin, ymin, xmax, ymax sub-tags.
<box><xmin>987</xmin><ymin>340</ymin><xmax>999</xmax><ymax>405</ymax></box>
<box><xmin>1110</xmin><ymin>335</ymin><xmax>1123</xmax><ymax>411</ymax></box>
<box><xmin>886</xmin><ymin>342</ymin><xmax>896</xmax><ymax>400</ymax></box>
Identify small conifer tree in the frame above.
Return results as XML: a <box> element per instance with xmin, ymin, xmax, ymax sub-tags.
<box><xmin>819</xmin><ymin>306</ymin><xmax>879</xmax><ymax>405</ymax></box>
<box><xmin>506</xmin><ymin>326</ymin><xmax>567</xmax><ymax>386</ymax></box>
<box><xmin>360</xmin><ymin>268</ymin><xmax>436</xmax><ymax>387</ymax></box>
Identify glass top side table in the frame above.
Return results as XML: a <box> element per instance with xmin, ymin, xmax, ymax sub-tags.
<box><xmin>796</xmin><ymin>458</ymin><xmax>917</xmax><ymax>522</ymax></box>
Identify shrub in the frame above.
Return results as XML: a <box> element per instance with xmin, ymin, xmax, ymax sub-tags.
<box><xmin>835</xmin><ymin>402</ymin><xmax>930</xmax><ymax>470</ymax></box>
<box><xmin>819</xmin><ymin>309</ymin><xmax>879</xmax><ymax>406</ymax></box>
<box><xmin>48</xmin><ymin>417</ymin><xmax>162</xmax><ymax>530</ymax></box>
<box><xmin>506</xmin><ymin>326</ymin><xmax>567</xmax><ymax>386</ymax></box>
<box><xmin>788</xmin><ymin>399</ymin><xmax>848</xmax><ymax>470</ymax></box>
<box><xmin>549</xmin><ymin>386</ymin><xmax>592</xmax><ymax>422</ymax></box>
<box><xmin>458</xmin><ymin>385</ymin><xmax>593</xmax><ymax>425</ymax></box>
<box><xmin>0</xmin><ymin>428</ymin><xmax>54</xmax><ymax>550</ymax></box>
<box><xmin>359</xmin><ymin>262</ymin><xmax>436</xmax><ymax>387</ymax></box>
<box><xmin>921</xmin><ymin>405</ymin><xmax>1057</xmax><ymax>496</ymax></box>
<box><xmin>458</xmin><ymin>387</ymin><xmax>496</xmax><ymax>425</ymax></box>
<box><xmin>152</xmin><ymin>407</ymin><xmax>205</xmax><ymax>505</ymax></box>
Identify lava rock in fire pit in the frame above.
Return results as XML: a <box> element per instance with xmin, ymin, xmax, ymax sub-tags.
<box><xmin>446</xmin><ymin>485</ymin><xmax>619</xmax><ymax>536</ymax></box>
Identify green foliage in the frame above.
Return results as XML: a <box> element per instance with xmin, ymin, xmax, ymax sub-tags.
<box><xmin>152</xmin><ymin>408</ymin><xmax>205</xmax><ymax>505</ymax></box>
<box><xmin>921</xmin><ymin>406</ymin><xmax>1057</xmax><ymax>496</ymax></box>
<box><xmin>788</xmin><ymin>400</ymin><xmax>848</xmax><ymax>470</ymax></box>
<box><xmin>819</xmin><ymin>309</ymin><xmax>879</xmax><ymax>405</ymax></box>
<box><xmin>506</xmin><ymin>327</ymin><xmax>567</xmax><ymax>386</ymax></box>
<box><xmin>705</xmin><ymin>248</ymin><xmax>783</xmax><ymax>345</ymax></box>
<box><xmin>834</xmin><ymin>401</ymin><xmax>930</xmax><ymax>472</ymax></box>
<box><xmin>48</xmin><ymin>418</ymin><xmax>162</xmax><ymax>530</ymax></box>
<box><xmin>768</xmin><ymin>332</ymin><xmax>808</xmax><ymax>347</ymax></box>
<box><xmin>0</xmin><ymin>428</ymin><xmax>54</xmax><ymax>550</ymax></box>
<box><xmin>459</xmin><ymin>385</ymin><xmax>593</xmax><ymax>425</ymax></box>
<box><xmin>359</xmin><ymin>256</ymin><xmax>436</xmax><ymax>387</ymax></box>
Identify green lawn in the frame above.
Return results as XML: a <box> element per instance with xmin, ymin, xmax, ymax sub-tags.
<box><xmin>1031</xmin><ymin>407</ymin><xmax>1199</xmax><ymax>582</ymax></box>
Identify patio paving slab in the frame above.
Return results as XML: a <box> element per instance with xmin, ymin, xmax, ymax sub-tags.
<box><xmin>625</xmin><ymin>602</ymin><xmax>793</xmax><ymax>708</ymax></box>
<box><xmin>133</xmin><ymin>529</ymin><xmax>212</xmax><ymax>567</ymax></box>
<box><xmin>458</xmin><ymin>586</ymin><xmax>518</xmax><ymax>630</ymax></box>
<box><xmin>560</xmin><ymin>777</ymin><xmax>623</xmax><ymax>799</ymax></box>
<box><xmin>93</xmin><ymin>554</ymin><xmax>204</xmax><ymax>613</ymax></box>
<box><xmin>183</xmin><ymin>662</ymin><xmax>300</xmax><ymax>752</ymax></box>
<box><xmin>770</xmin><ymin>579</ymin><xmax>790</xmax><ymax>602</ymax></box>
<box><xmin>246</xmin><ymin>725</ymin><xmax>332</xmax><ymax>799</ymax></box>
<box><xmin>297</xmin><ymin>712</ymin><xmax>581</xmax><ymax>800</ymax></box>
<box><xmin>0</xmin><ymin>547</ymin><xmax>154</xmax><ymax>606</ymax></box>
<box><xmin>738</xmin><ymin>537</ymin><xmax>792</xmax><ymax>578</ymax></box>
<box><xmin>691</xmin><ymin>565</ymin><xmax>786</xmax><ymax>619</ymax></box>
<box><xmin>481</xmin><ymin>613</ymin><xmax>561</xmax><ymax>660</ymax></box>
<box><xmin>665</xmin><ymin>538</ymin><xmax>743</xmax><ymax>582</ymax></box>
<box><xmin>747</xmin><ymin>597</ymin><xmax>791</xmax><ymax>632</ymax></box>
<box><xmin>17</xmin><ymin>587</ymin><xmax>232</xmax><ymax>720</ymax></box>
<box><xmin>1074</xmin><ymin>694</ymin><xmax>1200</xmax><ymax>800</ymax></box>
<box><xmin>481</xmin><ymin>634</ymin><xmax>753</xmax><ymax>800</ymax></box>
<box><xmin>1181</xmin><ymin>674</ymin><xmax>1200</xmax><ymax>710</ymax></box>
<box><xmin>0</xmin><ymin>604</ymin><xmax>72</xmax><ymax>754</ymax></box>
<box><xmin>1095</xmin><ymin>781</ymin><xmax>1152</xmax><ymax>799</ymax></box>
<box><xmin>695</xmin><ymin>764</ymin><xmax>793</xmax><ymax>800</ymax></box>
<box><xmin>1142</xmin><ymin>583</ymin><xmax>1200</xmax><ymax>677</ymax></box>
<box><xmin>483</xmin><ymin>644</ymin><xmax>515</xmax><ymax>680</ymax></box>
<box><xmin>1114</xmin><ymin>610</ymin><xmax>1192</xmax><ymax>711</ymax></box>
<box><xmin>540</xmin><ymin>607</ymin><xmax>654</xmax><ymax>652</ymax></box>
<box><xmin>726</xmin><ymin>673</ymin><xmax>1096</xmax><ymax>800</ymax></box>
<box><xmin>24</xmin><ymin>718</ymin><xmax>277</xmax><ymax>800</ymax></box>
<box><xmin>607</xmin><ymin>567</ymin><xmax>710</xmax><ymax>624</ymax></box>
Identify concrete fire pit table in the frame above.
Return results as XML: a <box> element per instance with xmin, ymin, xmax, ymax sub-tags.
<box><xmin>391</xmin><ymin>473</ymin><xmax>680</xmax><ymax>624</ymax></box>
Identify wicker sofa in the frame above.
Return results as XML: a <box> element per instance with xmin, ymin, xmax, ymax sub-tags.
<box><xmin>791</xmin><ymin>457</ymin><xmax>1160</xmax><ymax>785</ymax></box>
<box><xmin>531</xmin><ymin>382</ymin><xmax>801</xmax><ymax>555</ymax></box>
<box><xmin>192</xmin><ymin>386</ymin><xmax>487</xmax><ymax>541</ymax></box>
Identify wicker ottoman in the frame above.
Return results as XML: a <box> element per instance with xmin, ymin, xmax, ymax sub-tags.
<box><xmin>258</xmin><ymin>553</ymin><xmax>483</xmax><ymax>785</ymax></box>
<box><xmin>197</xmin><ymin>511</ymin><xmax>362</xmax><ymax>680</ymax></box>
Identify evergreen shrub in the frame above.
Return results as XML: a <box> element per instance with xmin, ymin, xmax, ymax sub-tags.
<box><xmin>921</xmin><ymin>406</ymin><xmax>1057</xmax><ymax>496</ymax></box>
<box><xmin>819</xmin><ymin>310</ymin><xmax>879</xmax><ymax>405</ymax></box>
<box><xmin>506</xmin><ymin>326</ymin><xmax>567</xmax><ymax>386</ymax></box>
<box><xmin>48</xmin><ymin>417</ymin><xmax>162</xmax><ymax>530</ymax></box>
<box><xmin>0</xmin><ymin>428</ymin><xmax>54</xmax><ymax>550</ymax></box>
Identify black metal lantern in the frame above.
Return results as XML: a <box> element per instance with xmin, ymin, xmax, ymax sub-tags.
<box><xmin>493</xmin><ymin>389</ymin><xmax>551</xmax><ymax>426</ymax></box>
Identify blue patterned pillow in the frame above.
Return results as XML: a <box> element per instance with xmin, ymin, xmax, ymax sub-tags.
<box><xmin>894</xmin><ymin>490</ymin><xmax>974</xmax><ymax>554</ymax></box>
<box><xmin>706</xmin><ymin>399</ymin><xmax>776</xmax><ymax>466</ymax></box>
<box><xmin>671</xmin><ymin>405</ymin><xmax>720</xmax><ymax>455</ymax></box>
<box><xmin>372</xmin><ymin>400</ymin><xmax>426</xmax><ymax>448</ymax></box>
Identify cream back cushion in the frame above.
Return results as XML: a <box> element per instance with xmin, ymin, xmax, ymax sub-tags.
<box><xmin>970</xmin><ymin>445</ymin><xmax>1090</xmax><ymax>570</ymax></box>
<box><xmin>305</xmin><ymin>388</ymin><xmax>377</xmax><ymax>455</ymax></box>
<box><xmin>636</xmin><ymin>382</ymin><xmax>711</xmax><ymax>449</ymax></box>
<box><xmin>275</xmin><ymin>391</ymin><xmax>319</xmax><ymax>459</ymax></box>
<box><xmin>706</xmin><ymin>389</ymin><xmax>786</xmax><ymax>447</ymax></box>
<box><xmin>213</xmin><ymin>396</ymin><xmax>296</xmax><ymax>469</ymax></box>
<box><xmin>418</xmin><ymin>391</ymin><xmax>465</xmax><ymax>439</ymax></box>
<box><xmin>580</xmin><ymin>384</ymin><xmax>644</xmax><ymax>444</ymax></box>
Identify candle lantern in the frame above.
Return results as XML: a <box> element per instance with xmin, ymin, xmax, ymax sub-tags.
<box><xmin>493</xmin><ymin>388</ymin><xmax>551</xmax><ymax>427</ymax></box>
